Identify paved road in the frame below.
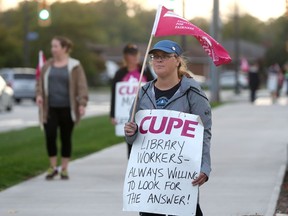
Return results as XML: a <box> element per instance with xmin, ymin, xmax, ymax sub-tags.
<box><xmin>1</xmin><ymin>88</ymin><xmax>287</xmax><ymax>133</ymax></box>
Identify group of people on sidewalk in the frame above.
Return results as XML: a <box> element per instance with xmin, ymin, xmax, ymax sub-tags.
<box><xmin>243</xmin><ymin>59</ymin><xmax>288</xmax><ymax>104</ymax></box>
<box><xmin>36</xmin><ymin>36</ymin><xmax>211</xmax><ymax>216</ymax></box>
<box><xmin>35</xmin><ymin>34</ymin><xmax>288</xmax><ymax>215</ymax></box>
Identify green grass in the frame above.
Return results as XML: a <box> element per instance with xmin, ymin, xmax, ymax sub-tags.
<box><xmin>0</xmin><ymin>102</ymin><xmax>222</xmax><ymax>191</ymax></box>
<box><xmin>211</xmin><ymin>101</ymin><xmax>223</xmax><ymax>108</ymax></box>
<box><xmin>0</xmin><ymin>115</ymin><xmax>124</xmax><ymax>191</ymax></box>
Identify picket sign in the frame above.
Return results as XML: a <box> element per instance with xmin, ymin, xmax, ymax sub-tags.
<box><xmin>123</xmin><ymin>109</ymin><xmax>204</xmax><ymax>216</ymax></box>
<box><xmin>115</xmin><ymin>80</ymin><xmax>145</xmax><ymax>136</ymax></box>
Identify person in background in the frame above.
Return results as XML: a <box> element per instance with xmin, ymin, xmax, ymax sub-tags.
<box><xmin>110</xmin><ymin>43</ymin><xmax>154</xmax><ymax>159</ymax></box>
<box><xmin>276</xmin><ymin>66</ymin><xmax>284</xmax><ymax>98</ymax></box>
<box><xmin>283</xmin><ymin>62</ymin><xmax>288</xmax><ymax>96</ymax></box>
<box><xmin>36</xmin><ymin>36</ymin><xmax>88</xmax><ymax>180</ymax></box>
<box><xmin>248</xmin><ymin>60</ymin><xmax>260</xmax><ymax>103</ymax></box>
<box><xmin>124</xmin><ymin>40</ymin><xmax>212</xmax><ymax>216</ymax></box>
<box><xmin>267</xmin><ymin>63</ymin><xmax>282</xmax><ymax>103</ymax></box>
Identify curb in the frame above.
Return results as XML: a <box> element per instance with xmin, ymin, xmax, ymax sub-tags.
<box><xmin>266</xmin><ymin>144</ymin><xmax>288</xmax><ymax>216</ymax></box>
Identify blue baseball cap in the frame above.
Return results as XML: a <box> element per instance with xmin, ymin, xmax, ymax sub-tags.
<box><xmin>149</xmin><ymin>40</ymin><xmax>183</xmax><ymax>56</ymax></box>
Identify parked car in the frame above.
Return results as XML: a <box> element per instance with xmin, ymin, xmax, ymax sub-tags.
<box><xmin>220</xmin><ymin>71</ymin><xmax>248</xmax><ymax>88</ymax></box>
<box><xmin>203</xmin><ymin>70</ymin><xmax>248</xmax><ymax>89</ymax></box>
<box><xmin>0</xmin><ymin>68</ymin><xmax>36</xmax><ymax>103</ymax></box>
<box><xmin>0</xmin><ymin>75</ymin><xmax>13</xmax><ymax>112</ymax></box>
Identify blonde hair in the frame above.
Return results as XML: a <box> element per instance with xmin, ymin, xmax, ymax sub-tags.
<box><xmin>177</xmin><ymin>56</ymin><xmax>193</xmax><ymax>78</ymax></box>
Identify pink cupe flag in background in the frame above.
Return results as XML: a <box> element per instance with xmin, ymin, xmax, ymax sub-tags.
<box><xmin>240</xmin><ymin>57</ymin><xmax>249</xmax><ymax>72</ymax></box>
<box><xmin>151</xmin><ymin>5</ymin><xmax>232</xmax><ymax>66</ymax></box>
<box><xmin>36</xmin><ymin>50</ymin><xmax>46</xmax><ymax>80</ymax></box>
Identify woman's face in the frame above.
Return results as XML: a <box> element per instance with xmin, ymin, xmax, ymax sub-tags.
<box><xmin>150</xmin><ymin>51</ymin><xmax>179</xmax><ymax>78</ymax></box>
<box><xmin>124</xmin><ymin>53</ymin><xmax>139</xmax><ymax>66</ymax></box>
<box><xmin>51</xmin><ymin>39</ymin><xmax>67</xmax><ymax>58</ymax></box>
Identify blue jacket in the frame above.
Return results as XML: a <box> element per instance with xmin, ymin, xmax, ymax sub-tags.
<box><xmin>125</xmin><ymin>76</ymin><xmax>212</xmax><ymax>178</ymax></box>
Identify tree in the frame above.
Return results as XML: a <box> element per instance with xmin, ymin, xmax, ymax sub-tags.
<box><xmin>263</xmin><ymin>17</ymin><xmax>288</xmax><ymax>67</ymax></box>
<box><xmin>0</xmin><ymin>0</ymin><xmax>287</xmax><ymax>85</ymax></box>
<box><xmin>222</xmin><ymin>14</ymin><xmax>265</xmax><ymax>43</ymax></box>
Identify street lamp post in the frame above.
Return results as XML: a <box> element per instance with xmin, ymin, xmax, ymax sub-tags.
<box><xmin>23</xmin><ymin>0</ymin><xmax>30</xmax><ymax>66</ymax></box>
<box><xmin>286</xmin><ymin>0</ymin><xmax>288</xmax><ymax>16</ymax></box>
<box><xmin>209</xmin><ymin>0</ymin><xmax>220</xmax><ymax>103</ymax></box>
<box><xmin>234</xmin><ymin>1</ymin><xmax>241</xmax><ymax>94</ymax></box>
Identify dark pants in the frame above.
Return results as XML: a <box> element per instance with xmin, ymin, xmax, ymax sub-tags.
<box><xmin>286</xmin><ymin>79</ymin><xmax>288</xmax><ymax>96</ymax></box>
<box><xmin>139</xmin><ymin>204</ymin><xmax>203</xmax><ymax>216</ymax></box>
<box><xmin>250</xmin><ymin>88</ymin><xmax>257</xmax><ymax>102</ymax></box>
<box><xmin>44</xmin><ymin>107</ymin><xmax>74</xmax><ymax>158</ymax></box>
<box><xmin>127</xmin><ymin>142</ymin><xmax>132</xmax><ymax>159</ymax></box>
<box><xmin>249</xmin><ymin>72</ymin><xmax>259</xmax><ymax>103</ymax></box>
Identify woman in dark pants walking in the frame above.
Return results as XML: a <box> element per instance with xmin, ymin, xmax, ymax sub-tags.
<box><xmin>248</xmin><ymin>61</ymin><xmax>260</xmax><ymax>103</ymax></box>
<box><xmin>36</xmin><ymin>36</ymin><xmax>88</xmax><ymax>180</ymax></box>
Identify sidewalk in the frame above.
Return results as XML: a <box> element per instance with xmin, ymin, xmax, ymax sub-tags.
<box><xmin>0</xmin><ymin>90</ymin><xmax>287</xmax><ymax>216</ymax></box>
<box><xmin>201</xmin><ymin>94</ymin><xmax>288</xmax><ymax>216</ymax></box>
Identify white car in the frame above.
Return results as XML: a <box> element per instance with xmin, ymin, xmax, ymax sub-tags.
<box><xmin>220</xmin><ymin>71</ymin><xmax>248</xmax><ymax>88</ymax></box>
<box><xmin>204</xmin><ymin>71</ymin><xmax>248</xmax><ymax>89</ymax></box>
<box><xmin>0</xmin><ymin>68</ymin><xmax>36</xmax><ymax>103</ymax></box>
<box><xmin>0</xmin><ymin>75</ymin><xmax>13</xmax><ymax>112</ymax></box>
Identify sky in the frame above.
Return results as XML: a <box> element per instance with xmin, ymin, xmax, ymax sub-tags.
<box><xmin>1</xmin><ymin>0</ymin><xmax>286</xmax><ymax>22</ymax></box>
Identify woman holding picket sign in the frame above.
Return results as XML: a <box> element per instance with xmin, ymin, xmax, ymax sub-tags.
<box><xmin>124</xmin><ymin>40</ymin><xmax>212</xmax><ymax>216</ymax></box>
<box><xmin>110</xmin><ymin>43</ymin><xmax>154</xmax><ymax>159</ymax></box>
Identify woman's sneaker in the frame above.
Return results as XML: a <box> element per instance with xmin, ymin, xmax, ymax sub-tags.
<box><xmin>45</xmin><ymin>167</ymin><xmax>58</xmax><ymax>180</ymax></box>
<box><xmin>60</xmin><ymin>170</ymin><xmax>69</xmax><ymax>180</ymax></box>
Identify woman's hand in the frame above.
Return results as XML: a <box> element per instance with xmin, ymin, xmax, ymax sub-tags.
<box><xmin>36</xmin><ymin>95</ymin><xmax>43</xmax><ymax>106</ymax></box>
<box><xmin>79</xmin><ymin>105</ymin><xmax>86</xmax><ymax>117</ymax></box>
<box><xmin>192</xmin><ymin>172</ymin><xmax>208</xmax><ymax>187</ymax></box>
<box><xmin>111</xmin><ymin>118</ymin><xmax>117</xmax><ymax>125</ymax></box>
<box><xmin>124</xmin><ymin>122</ymin><xmax>137</xmax><ymax>136</ymax></box>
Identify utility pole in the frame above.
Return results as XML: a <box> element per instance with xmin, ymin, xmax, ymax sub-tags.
<box><xmin>23</xmin><ymin>0</ymin><xmax>30</xmax><ymax>67</ymax></box>
<box><xmin>209</xmin><ymin>0</ymin><xmax>220</xmax><ymax>103</ymax></box>
<box><xmin>286</xmin><ymin>0</ymin><xmax>288</xmax><ymax>17</ymax></box>
<box><xmin>234</xmin><ymin>1</ymin><xmax>240</xmax><ymax>94</ymax></box>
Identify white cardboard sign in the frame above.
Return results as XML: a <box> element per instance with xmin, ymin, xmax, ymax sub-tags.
<box><xmin>123</xmin><ymin>109</ymin><xmax>204</xmax><ymax>216</ymax></box>
<box><xmin>115</xmin><ymin>81</ymin><xmax>140</xmax><ymax>136</ymax></box>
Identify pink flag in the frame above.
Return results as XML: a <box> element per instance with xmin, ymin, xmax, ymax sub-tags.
<box><xmin>240</xmin><ymin>57</ymin><xmax>249</xmax><ymax>72</ymax></box>
<box><xmin>36</xmin><ymin>50</ymin><xmax>46</xmax><ymax>80</ymax></box>
<box><xmin>151</xmin><ymin>5</ymin><xmax>232</xmax><ymax>66</ymax></box>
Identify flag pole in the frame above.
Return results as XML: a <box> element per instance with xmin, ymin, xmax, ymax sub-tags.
<box><xmin>130</xmin><ymin>34</ymin><xmax>154</xmax><ymax>122</ymax></box>
<box><xmin>36</xmin><ymin>50</ymin><xmax>45</xmax><ymax>130</ymax></box>
<box><xmin>129</xmin><ymin>5</ymin><xmax>162</xmax><ymax>121</ymax></box>
<box><xmin>39</xmin><ymin>106</ymin><xmax>44</xmax><ymax>130</ymax></box>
